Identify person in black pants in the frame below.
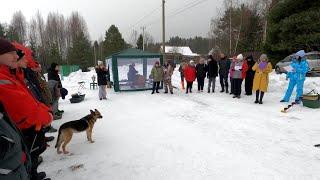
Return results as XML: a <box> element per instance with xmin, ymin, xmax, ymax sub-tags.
<box><xmin>184</xmin><ymin>60</ymin><xmax>197</xmax><ymax>94</ymax></box>
<box><xmin>195</xmin><ymin>58</ymin><xmax>207</xmax><ymax>92</ymax></box>
<box><xmin>218</xmin><ymin>53</ymin><xmax>231</xmax><ymax>93</ymax></box>
<box><xmin>206</xmin><ymin>55</ymin><xmax>218</xmax><ymax>93</ymax></box>
<box><xmin>244</xmin><ymin>55</ymin><xmax>256</xmax><ymax>95</ymax></box>
<box><xmin>150</xmin><ymin>61</ymin><xmax>164</xmax><ymax>94</ymax></box>
<box><xmin>230</xmin><ymin>54</ymin><xmax>248</xmax><ymax>98</ymax></box>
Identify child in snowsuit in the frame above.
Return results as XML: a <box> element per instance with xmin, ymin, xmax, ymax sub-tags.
<box><xmin>252</xmin><ymin>54</ymin><xmax>273</xmax><ymax>104</ymax></box>
<box><xmin>150</xmin><ymin>61</ymin><xmax>164</xmax><ymax>94</ymax></box>
<box><xmin>281</xmin><ymin>50</ymin><xmax>309</xmax><ymax>103</ymax></box>
<box><xmin>184</xmin><ymin>60</ymin><xmax>197</xmax><ymax>94</ymax></box>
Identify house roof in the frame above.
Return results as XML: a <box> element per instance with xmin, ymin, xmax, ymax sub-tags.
<box><xmin>162</xmin><ymin>46</ymin><xmax>199</xmax><ymax>57</ymax></box>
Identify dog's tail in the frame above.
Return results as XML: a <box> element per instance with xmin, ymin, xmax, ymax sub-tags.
<box><xmin>55</xmin><ymin>127</ymin><xmax>62</xmax><ymax>148</ymax></box>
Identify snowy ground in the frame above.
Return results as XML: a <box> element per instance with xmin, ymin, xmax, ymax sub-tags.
<box><xmin>40</xmin><ymin>69</ymin><xmax>320</xmax><ymax>180</ymax></box>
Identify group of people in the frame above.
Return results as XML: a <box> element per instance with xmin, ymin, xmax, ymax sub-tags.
<box><xmin>0</xmin><ymin>38</ymin><xmax>66</xmax><ymax>180</ymax></box>
<box><xmin>150</xmin><ymin>52</ymin><xmax>273</xmax><ymax>104</ymax></box>
<box><xmin>151</xmin><ymin>49</ymin><xmax>309</xmax><ymax>104</ymax></box>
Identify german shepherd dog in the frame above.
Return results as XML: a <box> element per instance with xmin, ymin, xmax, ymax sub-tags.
<box><xmin>55</xmin><ymin>109</ymin><xmax>103</xmax><ymax>154</ymax></box>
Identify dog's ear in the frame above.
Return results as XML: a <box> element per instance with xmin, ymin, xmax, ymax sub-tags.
<box><xmin>94</xmin><ymin>109</ymin><xmax>98</xmax><ymax>112</ymax></box>
<box><xmin>90</xmin><ymin>110</ymin><xmax>94</xmax><ymax>114</ymax></box>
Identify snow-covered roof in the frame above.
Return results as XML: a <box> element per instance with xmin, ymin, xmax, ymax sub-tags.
<box><xmin>162</xmin><ymin>46</ymin><xmax>200</xmax><ymax>57</ymax></box>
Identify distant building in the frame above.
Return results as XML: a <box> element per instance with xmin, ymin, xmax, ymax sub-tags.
<box><xmin>160</xmin><ymin>46</ymin><xmax>200</xmax><ymax>63</ymax></box>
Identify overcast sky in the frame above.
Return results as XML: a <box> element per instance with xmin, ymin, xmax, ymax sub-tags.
<box><xmin>0</xmin><ymin>0</ymin><xmax>225</xmax><ymax>42</ymax></box>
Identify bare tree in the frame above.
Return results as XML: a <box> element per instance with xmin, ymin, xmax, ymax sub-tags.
<box><xmin>129</xmin><ymin>29</ymin><xmax>138</xmax><ymax>47</ymax></box>
<box><xmin>10</xmin><ymin>11</ymin><xmax>27</xmax><ymax>44</ymax></box>
<box><xmin>144</xmin><ymin>31</ymin><xmax>154</xmax><ymax>49</ymax></box>
<box><xmin>28</xmin><ymin>18</ymin><xmax>38</xmax><ymax>51</ymax></box>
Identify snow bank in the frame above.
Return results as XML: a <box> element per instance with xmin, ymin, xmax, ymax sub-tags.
<box><xmin>39</xmin><ymin>68</ymin><xmax>320</xmax><ymax>180</ymax></box>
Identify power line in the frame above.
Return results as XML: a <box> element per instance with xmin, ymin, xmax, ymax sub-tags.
<box><xmin>145</xmin><ymin>0</ymin><xmax>210</xmax><ymax>28</ymax></box>
<box><xmin>124</xmin><ymin>5</ymin><xmax>162</xmax><ymax>34</ymax></box>
<box><xmin>168</xmin><ymin>0</ymin><xmax>209</xmax><ymax>18</ymax></box>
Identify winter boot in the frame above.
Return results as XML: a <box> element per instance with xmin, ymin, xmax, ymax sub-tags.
<box><xmin>259</xmin><ymin>92</ymin><xmax>264</xmax><ymax>104</ymax></box>
<box><xmin>48</xmin><ymin>126</ymin><xmax>57</xmax><ymax>133</ymax></box>
<box><xmin>45</xmin><ymin>136</ymin><xmax>54</xmax><ymax>142</ymax></box>
<box><xmin>37</xmin><ymin>172</ymin><xmax>47</xmax><ymax>180</ymax></box>
<box><xmin>255</xmin><ymin>91</ymin><xmax>260</xmax><ymax>104</ymax></box>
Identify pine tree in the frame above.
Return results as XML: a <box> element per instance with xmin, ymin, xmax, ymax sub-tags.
<box><xmin>265</xmin><ymin>0</ymin><xmax>320</xmax><ymax>64</ymax></box>
<box><xmin>103</xmin><ymin>25</ymin><xmax>126</xmax><ymax>57</ymax></box>
<box><xmin>0</xmin><ymin>23</ymin><xmax>5</xmax><ymax>37</ymax></box>
<box><xmin>136</xmin><ymin>34</ymin><xmax>143</xmax><ymax>50</ymax></box>
<box><xmin>67</xmin><ymin>31</ymin><xmax>93</xmax><ymax>71</ymax></box>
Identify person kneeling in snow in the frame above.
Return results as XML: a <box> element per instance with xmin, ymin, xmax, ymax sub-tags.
<box><xmin>281</xmin><ymin>50</ymin><xmax>309</xmax><ymax>104</ymax></box>
<box><xmin>150</xmin><ymin>61</ymin><xmax>164</xmax><ymax>94</ymax></box>
<box><xmin>252</xmin><ymin>54</ymin><xmax>273</xmax><ymax>104</ymax></box>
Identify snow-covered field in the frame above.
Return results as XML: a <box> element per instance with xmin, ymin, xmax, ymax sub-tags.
<box><xmin>40</xmin><ymin>68</ymin><xmax>320</xmax><ymax>180</ymax></box>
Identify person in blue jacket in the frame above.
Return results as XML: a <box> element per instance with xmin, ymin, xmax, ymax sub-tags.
<box><xmin>281</xmin><ymin>50</ymin><xmax>309</xmax><ymax>103</ymax></box>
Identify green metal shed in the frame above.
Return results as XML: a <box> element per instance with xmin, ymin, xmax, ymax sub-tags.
<box><xmin>106</xmin><ymin>48</ymin><xmax>163</xmax><ymax>92</ymax></box>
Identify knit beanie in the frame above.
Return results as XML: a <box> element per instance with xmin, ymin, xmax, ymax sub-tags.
<box><xmin>236</xmin><ymin>54</ymin><xmax>244</xmax><ymax>61</ymax></box>
<box><xmin>0</xmin><ymin>38</ymin><xmax>16</xmax><ymax>55</ymax></box>
<box><xmin>296</xmin><ymin>50</ymin><xmax>306</xmax><ymax>58</ymax></box>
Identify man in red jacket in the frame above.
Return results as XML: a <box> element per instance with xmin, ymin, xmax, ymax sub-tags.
<box><xmin>0</xmin><ymin>38</ymin><xmax>53</xmax><ymax>180</ymax></box>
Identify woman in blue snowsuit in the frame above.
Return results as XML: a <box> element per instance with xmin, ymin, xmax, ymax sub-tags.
<box><xmin>281</xmin><ymin>50</ymin><xmax>309</xmax><ymax>103</ymax></box>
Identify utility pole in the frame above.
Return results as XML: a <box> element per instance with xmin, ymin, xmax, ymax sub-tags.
<box><xmin>229</xmin><ymin>0</ymin><xmax>232</xmax><ymax>56</ymax></box>
<box><xmin>93</xmin><ymin>44</ymin><xmax>97</xmax><ymax>65</ymax></box>
<box><xmin>162</xmin><ymin>0</ymin><xmax>166</xmax><ymax>63</ymax></box>
<box><xmin>141</xmin><ymin>26</ymin><xmax>146</xmax><ymax>51</ymax></box>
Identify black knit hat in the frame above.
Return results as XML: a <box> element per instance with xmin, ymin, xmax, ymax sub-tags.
<box><xmin>0</xmin><ymin>38</ymin><xmax>16</xmax><ymax>55</ymax></box>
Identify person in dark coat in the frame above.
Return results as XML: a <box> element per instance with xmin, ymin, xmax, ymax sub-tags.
<box><xmin>48</xmin><ymin>63</ymin><xmax>62</xmax><ymax>88</ymax></box>
<box><xmin>95</xmin><ymin>61</ymin><xmax>108</xmax><ymax>100</ymax></box>
<box><xmin>244</xmin><ymin>55</ymin><xmax>256</xmax><ymax>95</ymax></box>
<box><xmin>48</xmin><ymin>63</ymin><xmax>64</xmax><ymax>114</ymax></box>
<box><xmin>127</xmin><ymin>63</ymin><xmax>138</xmax><ymax>84</ymax></box>
<box><xmin>195</xmin><ymin>58</ymin><xmax>207</xmax><ymax>92</ymax></box>
<box><xmin>0</xmin><ymin>103</ymin><xmax>32</xmax><ymax>180</ymax></box>
<box><xmin>206</xmin><ymin>55</ymin><xmax>218</xmax><ymax>93</ymax></box>
<box><xmin>218</xmin><ymin>53</ymin><xmax>231</xmax><ymax>93</ymax></box>
<box><xmin>15</xmin><ymin>51</ymin><xmax>44</xmax><ymax>104</ymax></box>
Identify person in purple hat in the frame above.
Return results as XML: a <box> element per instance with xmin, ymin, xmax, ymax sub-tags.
<box><xmin>252</xmin><ymin>54</ymin><xmax>273</xmax><ymax>104</ymax></box>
